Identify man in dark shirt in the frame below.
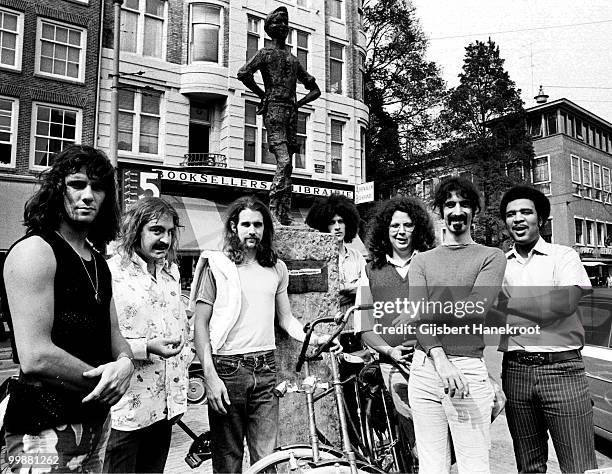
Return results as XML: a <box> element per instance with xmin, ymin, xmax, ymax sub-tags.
<box><xmin>1</xmin><ymin>145</ymin><xmax>134</xmax><ymax>472</ymax></box>
<box><xmin>237</xmin><ymin>6</ymin><xmax>320</xmax><ymax>224</ymax></box>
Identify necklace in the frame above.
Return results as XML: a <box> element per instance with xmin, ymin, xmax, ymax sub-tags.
<box><xmin>55</xmin><ymin>231</ymin><xmax>101</xmax><ymax>304</ymax></box>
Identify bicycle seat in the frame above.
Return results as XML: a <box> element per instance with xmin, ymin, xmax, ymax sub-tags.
<box><xmin>341</xmin><ymin>348</ymin><xmax>372</xmax><ymax>365</ymax></box>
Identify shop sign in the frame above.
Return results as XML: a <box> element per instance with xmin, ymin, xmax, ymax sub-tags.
<box><xmin>578</xmin><ymin>247</ymin><xmax>595</xmax><ymax>254</ymax></box>
<box><xmin>355</xmin><ymin>182</ymin><xmax>374</xmax><ymax>204</ymax></box>
<box><xmin>121</xmin><ymin>169</ymin><xmax>161</xmax><ymax>211</ymax></box>
<box><xmin>158</xmin><ymin>169</ymin><xmax>354</xmax><ymax>199</ymax></box>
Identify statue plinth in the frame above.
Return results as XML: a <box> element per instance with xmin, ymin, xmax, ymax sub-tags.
<box><xmin>274</xmin><ymin>225</ymin><xmax>342</xmax><ymax>445</ymax></box>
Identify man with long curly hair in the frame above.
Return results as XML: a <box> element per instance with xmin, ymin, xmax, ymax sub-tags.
<box><xmin>104</xmin><ymin>197</ymin><xmax>190</xmax><ymax>473</ymax></box>
<box><xmin>0</xmin><ymin>145</ymin><xmax>134</xmax><ymax>472</ymax></box>
<box><xmin>189</xmin><ymin>195</ymin><xmax>337</xmax><ymax>473</ymax></box>
<box><xmin>356</xmin><ymin>196</ymin><xmax>436</xmax><ymax>465</ymax></box>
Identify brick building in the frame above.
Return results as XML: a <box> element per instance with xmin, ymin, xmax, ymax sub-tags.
<box><xmin>0</xmin><ymin>0</ymin><xmax>104</xmax><ymax>253</ymax></box>
<box><xmin>98</xmin><ymin>0</ymin><xmax>369</xmax><ymax>282</ymax></box>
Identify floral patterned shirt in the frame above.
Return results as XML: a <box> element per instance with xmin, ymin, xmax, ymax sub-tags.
<box><xmin>107</xmin><ymin>252</ymin><xmax>190</xmax><ymax>431</ymax></box>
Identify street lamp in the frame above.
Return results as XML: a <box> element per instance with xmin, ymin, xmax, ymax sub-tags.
<box><xmin>109</xmin><ymin>0</ymin><xmax>124</xmax><ymax>167</ymax></box>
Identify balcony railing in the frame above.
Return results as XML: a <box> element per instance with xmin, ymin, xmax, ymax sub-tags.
<box><xmin>181</xmin><ymin>153</ymin><xmax>227</xmax><ymax>168</ymax></box>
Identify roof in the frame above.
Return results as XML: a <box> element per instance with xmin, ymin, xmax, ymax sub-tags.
<box><xmin>526</xmin><ymin>98</ymin><xmax>612</xmax><ymax>132</ymax></box>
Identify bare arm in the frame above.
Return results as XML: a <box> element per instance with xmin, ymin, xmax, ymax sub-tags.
<box><xmin>4</xmin><ymin>237</ymin><xmax>98</xmax><ymax>393</ymax></box>
<box><xmin>194</xmin><ymin>301</ymin><xmax>230</xmax><ymax>414</ymax></box>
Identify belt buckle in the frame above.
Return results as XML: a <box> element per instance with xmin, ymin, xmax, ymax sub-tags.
<box><xmin>519</xmin><ymin>353</ymin><xmax>545</xmax><ymax>365</ymax></box>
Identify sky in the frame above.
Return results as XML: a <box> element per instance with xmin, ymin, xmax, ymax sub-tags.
<box><xmin>411</xmin><ymin>0</ymin><xmax>612</xmax><ymax>123</ymax></box>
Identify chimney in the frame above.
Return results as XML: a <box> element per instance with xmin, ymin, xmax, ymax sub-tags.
<box><xmin>534</xmin><ymin>85</ymin><xmax>549</xmax><ymax>104</ymax></box>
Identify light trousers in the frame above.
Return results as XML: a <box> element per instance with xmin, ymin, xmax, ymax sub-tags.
<box><xmin>408</xmin><ymin>349</ymin><xmax>494</xmax><ymax>474</ymax></box>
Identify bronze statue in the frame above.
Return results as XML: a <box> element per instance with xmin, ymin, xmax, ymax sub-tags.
<box><xmin>237</xmin><ymin>6</ymin><xmax>321</xmax><ymax>225</ymax></box>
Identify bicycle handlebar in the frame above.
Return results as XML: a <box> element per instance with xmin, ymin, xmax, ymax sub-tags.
<box><xmin>295</xmin><ymin>304</ymin><xmax>374</xmax><ymax>372</ymax></box>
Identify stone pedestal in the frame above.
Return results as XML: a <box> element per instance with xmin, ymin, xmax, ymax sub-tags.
<box><xmin>274</xmin><ymin>225</ymin><xmax>341</xmax><ymax>446</ymax></box>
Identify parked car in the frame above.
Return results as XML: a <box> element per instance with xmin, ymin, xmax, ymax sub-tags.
<box><xmin>580</xmin><ymin>288</ymin><xmax>612</xmax><ymax>441</ymax></box>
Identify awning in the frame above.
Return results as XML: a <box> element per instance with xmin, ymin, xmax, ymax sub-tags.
<box><xmin>163</xmin><ymin>195</ymin><xmax>227</xmax><ymax>253</ymax></box>
<box><xmin>0</xmin><ymin>180</ymin><xmax>37</xmax><ymax>251</ymax></box>
<box><xmin>163</xmin><ymin>194</ymin><xmax>368</xmax><ymax>257</ymax></box>
<box><xmin>583</xmin><ymin>262</ymin><xmax>607</xmax><ymax>267</ymax></box>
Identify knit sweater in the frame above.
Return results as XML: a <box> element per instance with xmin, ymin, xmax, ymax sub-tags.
<box><xmin>409</xmin><ymin>244</ymin><xmax>506</xmax><ymax>358</ymax></box>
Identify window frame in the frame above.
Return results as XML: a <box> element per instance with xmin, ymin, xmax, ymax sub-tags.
<box><xmin>117</xmin><ymin>86</ymin><xmax>163</xmax><ymax>157</ymax></box>
<box><xmin>585</xmin><ymin>219</ymin><xmax>595</xmax><ymax>246</ymax></box>
<box><xmin>603</xmin><ymin>166</ymin><xmax>611</xmax><ymax>204</ymax></box>
<box><xmin>189</xmin><ymin>2</ymin><xmax>223</xmax><ymax>64</ymax></box>
<box><xmin>0</xmin><ymin>95</ymin><xmax>18</xmax><ymax>168</ymax></box>
<box><xmin>329</xmin><ymin>0</ymin><xmax>344</xmax><ymax>20</ymax></box>
<box><xmin>593</xmin><ymin>162</ymin><xmax>602</xmax><ymax>201</ymax></box>
<box><xmin>582</xmin><ymin>158</ymin><xmax>592</xmax><ymax>199</ymax></box>
<box><xmin>35</xmin><ymin>17</ymin><xmax>87</xmax><ymax>83</ymax></box>
<box><xmin>575</xmin><ymin>217</ymin><xmax>584</xmax><ymax>245</ymax></box>
<box><xmin>29</xmin><ymin>101</ymin><xmax>82</xmax><ymax>171</ymax></box>
<box><xmin>121</xmin><ymin>0</ymin><xmax>168</xmax><ymax>59</ymax></box>
<box><xmin>422</xmin><ymin>178</ymin><xmax>433</xmax><ymax>202</ymax></box>
<box><xmin>597</xmin><ymin>221</ymin><xmax>605</xmax><ymax>247</ymax></box>
<box><xmin>0</xmin><ymin>7</ymin><xmax>24</xmax><ymax>72</ymax></box>
<box><xmin>330</xmin><ymin>118</ymin><xmax>344</xmax><ymax>175</ymax></box>
<box><xmin>531</xmin><ymin>155</ymin><xmax>551</xmax><ymax>195</ymax></box>
<box><xmin>329</xmin><ymin>41</ymin><xmax>345</xmax><ymax>95</ymax></box>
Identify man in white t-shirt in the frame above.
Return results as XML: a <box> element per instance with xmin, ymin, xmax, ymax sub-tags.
<box><xmin>191</xmin><ymin>196</ymin><xmax>336</xmax><ymax>473</ymax></box>
<box><xmin>498</xmin><ymin>185</ymin><xmax>597</xmax><ymax>473</ymax></box>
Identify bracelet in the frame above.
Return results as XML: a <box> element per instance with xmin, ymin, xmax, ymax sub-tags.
<box><xmin>116</xmin><ymin>353</ymin><xmax>135</xmax><ymax>367</ymax></box>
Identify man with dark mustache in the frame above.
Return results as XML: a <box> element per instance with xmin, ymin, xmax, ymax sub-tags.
<box><xmin>104</xmin><ymin>197</ymin><xmax>190</xmax><ymax>473</ymax></box>
<box><xmin>189</xmin><ymin>196</ymin><xmax>338</xmax><ymax>473</ymax></box>
<box><xmin>498</xmin><ymin>185</ymin><xmax>597</xmax><ymax>473</ymax></box>
<box><xmin>405</xmin><ymin>177</ymin><xmax>506</xmax><ymax>473</ymax></box>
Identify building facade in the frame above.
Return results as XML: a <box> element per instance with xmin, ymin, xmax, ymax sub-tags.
<box><xmin>0</xmin><ymin>0</ymin><xmax>104</xmax><ymax>252</ymax></box>
<box><xmin>98</xmin><ymin>0</ymin><xmax>369</xmax><ymax>281</ymax></box>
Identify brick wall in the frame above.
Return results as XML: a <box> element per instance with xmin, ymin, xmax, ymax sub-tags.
<box><xmin>0</xmin><ymin>0</ymin><xmax>102</xmax><ymax>176</ymax></box>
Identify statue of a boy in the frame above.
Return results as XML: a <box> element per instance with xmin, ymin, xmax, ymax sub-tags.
<box><xmin>237</xmin><ymin>6</ymin><xmax>321</xmax><ymax>225</ymax></box>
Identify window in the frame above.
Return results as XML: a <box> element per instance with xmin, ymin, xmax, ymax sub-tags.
<box><xmin>607</xmin><ymin>224</ymin><xmax>612</xmax><ymax>246</ymax></box>
<box><xmin>422</xmin><ymin>179</ymin><xmax>433</xmax><ymax>201</ymax></box>
<box><xmin>331</xmin><ymin>119</ymin><xmax>343</xmax><ymax>174</ymax></box>
<box><xmin>575</xmin><ymin>218</ymin><xmax>584</xmax><ymax>245</ymax></box>
<box><xmin>593</xmin><ymin>163</ymin><xmax>602</xmax><ymax>201</ymax></box>
<box><xmin>244</xmin><ymin>102</ymin><xmax>257</xmax><ymax>162</ymax></box>
<box><xmin>295</xmin><ymin>112</ymin><xmax>307</xmax><ymax>169</ymax></box>
<box><xmin>36</xmin><ymin>19</ymin><xmax>86</xmax><ymax>82</ymax></box>
<box><xmin>528</xmin><ymin>115</ymin><xmax>541</xmax><ymax>137</ymax></box>
<box><xmin>604</xmin><ymin>133</ymin><xmax>609</xmax><ymax>153</ymax></box>
<box><xmin>568</xmin><ymin>115</ymin><xmax>575</xmax><ymax>137</ymax></box>
<box><xmin>0</xmin><ymin>8</ymin><xmax>23</xmax><ymax>71</ymax></box>
<box><xmin>582</xmin><ymin>159</ymin><xmax>592</xmax><ymax>199</ymax></box>
<box><xmin>330</xmin><ymin>0</ymin><xmax>343</xmax><ymax>19</ymax></box>
<box><xmin>575</xmin><ymin>118</ymin><xmax>583</xmax><ymax>140</ymax></box>
<box><xmin>507</xmin><ymin>161</ymin><xmax>524</xmax><ymax>181</ymax></box>
<box><xmin>31</xmin><ymin>103</ymin><xmax>80</xmax><ymax>168</ymax></box>
<box><xmin>597</xmin><ymin>222</ymin><xmax>605</xmax><ymax>246</ymax></box>
<box><xmin>246</xmin><ymin>17</ymin><xmax>260</xmax><ymax>61</ymax></box>
<box><xmin>118</xmin><ymin>87</ymin><xmax>162</xmax><ymax>155</ymax></box>
<box><xmin>586</xmin><ymin>220</ymin><xmax>594</xmax><ymax>246</ymax></box>
<box><xmin>571</xmin><ymin>155</ymin><xmax>581</xmax><ymax>196</ymax></box>
<box><xmin>296</xmin><ymin>30</ymin><xmax>308</xmax><ymax>69</ymax></box>
<box><xmin>191</xmin><ymin>3</ymin><xmax>221</xmax><ymax>63</ymax></box>
<box><xmin>357</xmin><ymin>0</ymin><xmax>364</xmax><ymax>26</ymax></box>
<box><xmin>360</xmin><ymin>127</ymin><xmax>366</xmax><ymax>182</ymax></box>
<box><xmin>329</xmin><ymin>42</ymin><xmax>344</xmax><ymax>94</ymax></box>
<box><xmin>545</xmin><ymin>112</ymin><xmax>557</xmax><ymax>135</ymax></box>
<box><xmin>603</xmin><ymin>167</ymin><xmax>611</xmax><ymax>204</ymax></box>
<box><xmin>121</xmin><ymin>0</ymin><xmax>166</xmax><ymax>58</ymax></box>
<box><xmin>0</xmin><ymin>96</ymin><xmax>17</xmax><ymax>167</ymax></box>
<box><xmin>532</xmin><ymin>155</ymin><xmax>551</xmax><ymax>195</ymax></box>
<box><xmin>358</xmin><ymin>52</ymin><xmax>366</xmax><ymax>101</ymax></box>
<box><xmin>541</xmin><ymin>219</ymin><xmax>553</xmax><ymax>243</ymax></box>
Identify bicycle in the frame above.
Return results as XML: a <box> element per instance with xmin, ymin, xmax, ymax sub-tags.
<box><xmin>245</xmin><ymin>305</ymin><xmax>414</xmax><ymax>474</ymax></box>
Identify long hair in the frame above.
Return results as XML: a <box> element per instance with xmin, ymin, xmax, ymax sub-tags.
<box><xmin>367</xmin><ymin>196</ymin><xmax>435</xmax><ymax>269</ymax></box>
<box><xmin>223</xmin><ymin>195</ymin><xmax>277</xmax><ymax>267</ymax></box>
<box><xmin>305</xmin><ymin>194</ymin><xmax>360</xmax><ymax>242</ymax></box>
<box><xmin>23</xmin><ymin>145</ymin><xmax>120</xmax><ymax>250</ymax></box>
<box><xmin>432</xmin><ymin>177</ymin><xmax>482</xmax><ymax>217</ymax></box>
<box><xmin>117</xmin><ymin>197</ymin><xmax>181</xmax><ymax>265</ymax></box>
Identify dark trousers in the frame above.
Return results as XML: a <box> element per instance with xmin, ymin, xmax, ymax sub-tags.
<box><xmin>502</xmin><ymin>355</ymin><xmax>597</xmax><ymax>473</ymax></box>
<box><xmin>103</xmin><ymin>419</ymin><xmax>173</xmax><ymax>473</ymax></box>
<box><xmin>209</xmin><ymin>352</ymin><xmax>278</xmax><ymax>474</ymax></box>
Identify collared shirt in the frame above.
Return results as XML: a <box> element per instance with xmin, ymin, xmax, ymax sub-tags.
<box><xmin>385</xmin><ymin>251</ymin><xmax>418</xmax><ymax>279</ymax></box>
<box><xmin>107</xmin><ymin>252</ymin><xmax>190</xmax><ymax>431</ymax></box>
<box><xmin>501</xmin><ymin>237</ymin><xmax>591</xmax><ymax>352</ymax></box>
<box><xmin>340</xmin><ymin>244</ymin><xmax>367</xmax><ymax>291</ymax></box>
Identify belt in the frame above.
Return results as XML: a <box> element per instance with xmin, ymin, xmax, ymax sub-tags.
<box><xmin>215</xmin><ymin>351</ymin><xmax>274</xmax><ymax>367</ymax></box>
<box><xmin>504</xmin><ymin>349</ymin><xmax>581</xmax><ymax>366</ymax></box>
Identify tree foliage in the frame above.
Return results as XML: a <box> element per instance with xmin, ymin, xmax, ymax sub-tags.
<box><xmin>363</xmin><ymin>0</ymin><xmax>446</xmax><ymax>194</ymax></box>
<box><xmin>439</xmin><ymin>38</ymin><xmax>534</xmax><ymax>246</ymax></box>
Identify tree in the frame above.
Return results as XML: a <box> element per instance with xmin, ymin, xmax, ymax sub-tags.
<box><xmin>363</xmin><ymin>0</ymin><xmax>446</xmax><ymax>196</ymax></box>
<box><xmin>439</xmin><ymin>38</ymin><xmax>534</xmax><ymax>246</ymax></box>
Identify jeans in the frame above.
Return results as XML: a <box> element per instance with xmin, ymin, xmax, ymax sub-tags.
<box><xmin>408</xmin><ymin>350</ymin><xmax>494</xmax><ymax>474</ymax></box>
<box><xmin>5</xmin><ymin>415</ymin><xmax>111</xmax><ymax>473</ymax></box>
<box><xmin>103</xmin><ymin>419</ymin><xmax>173</xmax><ymax>473</ymax></box>
<box><xmin>502</xmin><ymin>354</ymin><xmax>597</xmax><ymax>473</ymax></box>
<box><xmin>209</xmin><ymin>351</ymin><xmax>278</xmax><ymax>474</ymax></box>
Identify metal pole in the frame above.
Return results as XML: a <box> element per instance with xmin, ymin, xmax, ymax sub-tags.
<box><xmin>109</xmin><ymin>0</ymin><xmax>123</xmax><ymax>167</ymax></box>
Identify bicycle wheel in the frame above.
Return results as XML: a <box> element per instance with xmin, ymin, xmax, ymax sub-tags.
<box><xmin>307</xmin><ymin>459</ymin><xmax>386</xmax><ymax>474</ymax></box>
<box><xmin>245</xmin><ymin>447</ymin><xmax>339</xmax><ymax>473</ymax></box>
